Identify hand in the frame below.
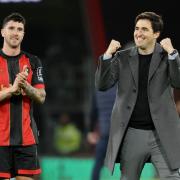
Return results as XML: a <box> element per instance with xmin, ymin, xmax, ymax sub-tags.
<box><xmin>11</xmin><ymin>65</ymin><xmax>28</xmax><ymax>95</ymax></box>
<box><xmin>160</xmin><ymin>38</ymin><xmax>175</xmax><ymax>54</ymax></box>
<box><xmin>87</xmin><ymin>132</ymin><xmax>100</xmax><ymax>145</ymax></box>
<box><xmin>16</xmin><ymin>65</ymin><xmax>29</xmax><ymax>88</ymax></box>
<box><xmin>0</xmin><ymin>83</ymin><xmax>21</xmax><ymax>96</ymax></box>
<box><xmin>0</xmin><ymin>84</ymin><xmax>6</xmax><ymax>91</ymax></box>
<box><xmin>16</xmin><ymin>73</ymin><xmax>27</xmax><ymax>88</ymax></box>
<box><xmin>10</xmin><ymin>79</ymin><xmax>21</xmax><ymax>95</ymax></box>
<box><xmin>105</xmin><ymin>39</ymin><xmax>121</xmax><ymax>56</ymax></box>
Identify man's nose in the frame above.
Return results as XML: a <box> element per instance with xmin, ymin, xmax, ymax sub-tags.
<box><xmin>137</xmin><ymin>29</ymin><xmax>144</xmax><ymax>35</ymax></box>
<box><xmin>12</xmin><ymin>29</ymin><xmax>19</xmax><ymax>35</ymax></box>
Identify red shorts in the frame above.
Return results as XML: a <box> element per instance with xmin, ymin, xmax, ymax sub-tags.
<box><xmin>0</xmin><ymin>145</ymin><xmax>41</xmax><ymax>179</ymax></box>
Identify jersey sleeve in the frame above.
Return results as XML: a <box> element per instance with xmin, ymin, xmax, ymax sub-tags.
<box><xmin>31</xmin><ymin>56</ymin><xmax>45</xmax><ymax>89</ymax></box>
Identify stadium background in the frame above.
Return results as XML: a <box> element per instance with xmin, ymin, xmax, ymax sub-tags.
<box><xmin>0</xmin><ymin>0</ymin><xmax>179</xmax><ymax>179</ymax></box>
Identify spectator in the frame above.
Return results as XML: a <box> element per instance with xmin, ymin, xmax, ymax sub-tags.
<box><xmin>88</xmin><ymin>85</ymin><xmax>116</xmax><ymax>180</ymax></box>
<box><xmin>54</xmin><ymin>113</ymin><xmax>82</xmax><ymax>155</ymax></box>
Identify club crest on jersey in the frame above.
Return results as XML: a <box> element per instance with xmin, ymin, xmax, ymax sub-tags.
<box><xmin>37</xmin><ymin>67</ymin><xmax>43</xmax><ymax>82</ymax></box>
<box><xmin>25</xmin><ymin>67</ymin><xmax>30</xmax><ymax>74</ymax></box>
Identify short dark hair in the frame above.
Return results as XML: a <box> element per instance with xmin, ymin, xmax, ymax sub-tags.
<box><xmin>2</xmin><ymin>12</ymin><xmax>26</xmax><ymax>28</ymax></box>
<box><xmin>135</xmin><ymin>12</ymin><xmax>163</xmax><ymax>33</ymax></box>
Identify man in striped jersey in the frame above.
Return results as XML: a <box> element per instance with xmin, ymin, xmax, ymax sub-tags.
<box><xmin>0</xmin><ymin>12</ymin><xmax>46</xmax><ymax>180</ymax></box>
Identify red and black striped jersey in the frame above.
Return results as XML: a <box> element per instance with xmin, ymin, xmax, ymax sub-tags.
<box><xmin>0</xmin><ymin>50</ymin><xmax>45</xmax><ymax>146</ymax></box>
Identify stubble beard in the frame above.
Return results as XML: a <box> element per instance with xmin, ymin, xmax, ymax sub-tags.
<box><xmin>7</xmin><ymin>39</ymin><xmax>21</xmax><ymax>49</ymax></box>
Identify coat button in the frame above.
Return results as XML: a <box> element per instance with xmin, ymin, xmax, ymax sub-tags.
<box><xmin>133</xmin><ymin>89</ymin><xmax>136</xmax><ymax>93</ymax></box>
<box><xmin>120</xmin><ymin>122</ymin><xmax>125</xmax><ymax>127</ymax></box>
<box><xmin>127</xmin><ymin>106</ymin><xmax>131</xmax><ymax>110</ymax></box>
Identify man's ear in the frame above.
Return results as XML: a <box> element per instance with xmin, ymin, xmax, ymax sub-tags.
<box><xmin>154</xmin><ymin>31</ymin><xmax>160</xmax><ymax>39</ymax></box>
<box><xmin>1</xmin><ymin>28</ymin><xmax>4</xmax><ymax>38</ymax></box>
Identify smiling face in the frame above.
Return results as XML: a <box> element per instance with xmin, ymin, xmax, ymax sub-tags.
<box><xmin>1</xmin><ymin>20</ymin><xmax>25</xmax><ymax>49</ymax></box>
<box><xmin>134</xmin><ymin>19</ymin><xmax>160</xmax><ymax>51</ymax></box>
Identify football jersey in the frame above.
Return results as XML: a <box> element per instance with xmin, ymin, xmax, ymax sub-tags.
<box><xmin>0</xmin><ymin>50</ymin><xmax>45</xmax><ymax>146</ymax></box>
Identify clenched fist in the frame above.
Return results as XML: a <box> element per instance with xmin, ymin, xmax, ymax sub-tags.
<box><xmin>105</xmin><ymin>39</ymin><xmax>121</xmax><ymax>56</ymax></box>
<box><xmin>160</xmin><ymin>38</ymin><xmax>175</xmax><ymax>54</ymax></box>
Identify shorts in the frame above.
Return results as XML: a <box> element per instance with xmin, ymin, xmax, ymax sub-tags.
<box><xmin>0</xmin><ymin>145</ymin><xmax>41</xmax><ymax>179</ymax></box>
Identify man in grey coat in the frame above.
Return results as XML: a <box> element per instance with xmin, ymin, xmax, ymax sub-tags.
<box><xmin>95</xmin><ymin>11</ymin><xmax>180</xmax><ymax>179</ymax></box>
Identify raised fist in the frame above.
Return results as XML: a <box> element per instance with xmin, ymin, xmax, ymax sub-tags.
<box><xmin>160</xmin><ymin>38</ymin><xmax>175</xmax><ymax>54</ymax></box>
<box><xmin>105</xmin><ymin>39</ymin><xmax>121</xmax><ymax>56</ymax></box>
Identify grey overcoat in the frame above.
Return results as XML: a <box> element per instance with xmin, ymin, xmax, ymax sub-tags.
<box><xmin>95</xmin><ymin>43</ymin><xmax>180</xmax><ymax>174</ymax></box>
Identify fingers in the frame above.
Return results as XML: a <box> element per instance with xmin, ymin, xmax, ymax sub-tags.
<box><xmin>9</xmin><ymin>66</ymin><xmax>29</xmax><ymax>95</ymax></box>
<box><xmin>111</xmin><ymin>39</ymin><xmax>121</xmax><ymax>49</ymax></box>
<box><xmin>110</xmin><ymin>39</ymin><xmax>121</xmax><ymax>52</ymax></box>
<box><xmin>0</xmin><ymin>84</ymin><xmax>5</xmax><ymax>91</ymax></box>
<box><xmin>12</xmin><ymin>65</ymin><xmax>29</xmax><ymax>91</ymax></box>
<box><xmin>0</xmin><ymin>84</ymin><xmax>9</xmax><ymax>90</ymax></box>
<box><xmin>0</xmin><ymin>84</ymin><xmax>4</xmax><ymax>90</ymax></box>
<box><xmin>87</xmin><ymin>132</ymin><xmax>99</xmax><ymax>145</ymax></box>
<box><xmin>16</xmin><ymin>72</ymin><xmax>27</xmax><ymax>81</ymax></box>
<box><xmin>160</xmin><ymin>38</ymin><xmax>174</xmax><ymax>54</ymax></box>
<box><xmin>105</xmin><ymin>39</ymin><xmax>121</xmax><ymax>55</ymax></box>
<box><xmin>16</xmin><ymin>75</ymin><xmax>26</xmax><ymax>87</ymax></box>
<box><xmin>16</xmin><ymin>66</ymin><xmax>28</xmax><ymax>84</ymax></box>
<box><xmin>160</xmin><ymin>38</ymin><xmax>171</xmax><ymax>47</ymax></box>
<box><xmin>13</xmin><ymin>73</ymin><xmax>27</xmax><ymax>89</ymax></box>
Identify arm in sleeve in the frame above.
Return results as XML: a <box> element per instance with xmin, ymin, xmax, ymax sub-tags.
<box><xmin>95</xmin><ymin>54</ymin><xmax>119</xmax><ymax>91</ymax></box>
<box><xmin>22</xmin><ymin>56</ymin><xmax>46</xmax><ymax>104</ymax></box>
<box><xmin>168</xmin><ymin>53</ymin><xmax>180</xmax><ymax>88</ymax></box>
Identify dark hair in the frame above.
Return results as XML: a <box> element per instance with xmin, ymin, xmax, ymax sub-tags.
<box><xmin>2</xmin><ymin>12</ymin><xmax>26</xmax><ymax>28</ymax></box>
<box><xmin>135</xmin><ymin>12</ymin><xmax>163</xmax><ymax>33</ymax></box>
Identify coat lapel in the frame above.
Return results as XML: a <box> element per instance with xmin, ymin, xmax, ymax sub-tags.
<box><xmin>128</xmin><ymin>43</ymin><xmax>164</xmax><ymax>87</ymax></box>
<box><xmin>148</xmin><ymin>43</ymin><xmax>163</xmax><ymax>82</ymax></box>
<box><xmin>128</xmin><ymin>47</ymin><xmax>139</xmax><ymax>88</ymax></box>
